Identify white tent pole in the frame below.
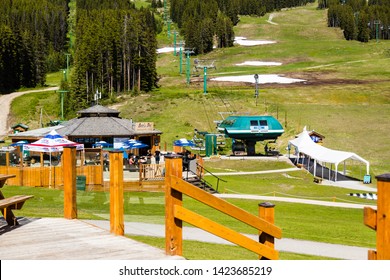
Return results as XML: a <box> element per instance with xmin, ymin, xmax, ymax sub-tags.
<box><xmin>344</xmin><ymin>161</ymin><xmax>346</xmax><ymax>175</ymax></box>
<box><xmin>49</xmin><ymin>151</ymin><xmax>52</xmax><ymax>188</ymax></box>
<box><xmin>335</xmin><ymin>164</ymin><xmax>338</xmax><ymax>181</ymax></box>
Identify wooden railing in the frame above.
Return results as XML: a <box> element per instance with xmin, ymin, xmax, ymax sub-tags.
<box><xmin>139</xmin><ymin>163</ymin><xmax>165</xmax><ymax>181</ymax></box>
<box><xmin>164</xmin><ymin>154</ymin><xmax>282</xmax><ymax>259</ymax></box>
<box><xmin>0</xmin><ymin>164</ymin><xmax>103</xmax><ymax>188</ymax></box>
<box><xmin>364</xmin><ymin>173</ymin><xmax>390</xmax><ymax>260</ymax></box>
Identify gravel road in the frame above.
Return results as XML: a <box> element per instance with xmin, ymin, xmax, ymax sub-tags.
<box><xmin>0</xmin><ymin>87</ymin><xmax>59</xmax><ymax>139</ymax></box>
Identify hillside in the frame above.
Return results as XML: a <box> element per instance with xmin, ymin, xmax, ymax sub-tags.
<box><xmin>116</xmin><ymin>4</ymin><xmax>390</xmax><ymax>176</ymax></box>
<box><xmin>8</xmin><ymin>3</ymin><xmax>390</xmax><ymax>177</ymax></box>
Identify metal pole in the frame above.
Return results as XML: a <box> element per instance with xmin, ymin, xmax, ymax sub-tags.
<box><xmin>58</xmin><ymin>90</ymin><xmax>68</xmax><ymax>120</ymax></box>
<box><xmin>61</xmin><ymin>91</ymin><xmax>64</xmax><ymax>119</ymax></box>
<box><xmin>179</xmin><ymin>46</ymin><xmax>183</xmax><ymax>74</ymax></box>
<box><xmin>374</xmin><ymin>20</ymin><xmax>380</xmax><ymax>43</ymax></box>
<box><xmin>254</xmin><ymin>74</ymin><xmax>259</xmax><ymax>106</ymax></box>
<box><xmin>186</xmin><ymin>52</ymin><xmax>190</xmax><ymax>84</ymax></box>
<box><xmin>163</xmin><ymin>0</ymin><xmax>167</xmax><ymax>21</ymax></box>
<box><xmin>173</xmin><ymin>31</ymin><xmax>177</xmax><ymax>56</ymax></box>
<box><xmin>203</xmin><ymin>67</ymin><xmax>207</xmax><ymax>94</ymax></box>
<box><xmin>167</xmin><ymin>19</ymin><xmax>172</xmax><ymax>38</ymax></box>
<box><xmin>65</xmin><ymin>53</ymin><xmax>70</xmax><ymax>81</ymax></box>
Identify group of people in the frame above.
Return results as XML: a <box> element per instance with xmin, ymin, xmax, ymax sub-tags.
<box><xmin>127</xmin><ymin>150</ymin><xmax>161</xmax><ymax>167</ymax></box>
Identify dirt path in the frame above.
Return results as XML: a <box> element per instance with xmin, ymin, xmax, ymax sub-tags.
<box><xmin>0</xmin><ymin>87</ymin><xmax>59</xmax><ymax>139</ymax></box>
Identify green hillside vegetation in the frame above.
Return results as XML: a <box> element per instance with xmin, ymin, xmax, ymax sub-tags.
<box><xmin>118</xmin><ymin>4</ymin><xmax>390</xmax><ymax>177</ymax></box>
<box><xmin>5</xmin><ymin>2</ymin><xmax>389</xmax><ymax>259</ymax></box>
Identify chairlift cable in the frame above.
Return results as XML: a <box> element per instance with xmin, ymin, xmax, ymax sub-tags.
<box><xmin>201</xmin><ymin>98</ymin><xmax>213</xmax><ymax>132</ymax></box>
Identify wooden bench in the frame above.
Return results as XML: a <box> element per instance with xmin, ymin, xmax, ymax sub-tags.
<box><xmin>1</xmin><ymin>174</ymin><xmax>34</xmax><ymax>226</ymax></box>
<box><xmin>0</xmin><ymin>195</ymin><xmax>34</xmax><ymax>225</ymax></box>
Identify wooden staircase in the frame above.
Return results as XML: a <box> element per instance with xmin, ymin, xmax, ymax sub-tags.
<box><xmin>184</xmin><ymin>174</ymin><xmax>218</xmax><ymax>194</ymax></box>
<box><xmin>182</xmin><ymin>161</ymin><xmax>225</xmax><ymax>194</ymax></box>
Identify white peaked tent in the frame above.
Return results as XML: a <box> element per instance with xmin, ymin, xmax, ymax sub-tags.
<box><xmin>288</xmin><ymin>127</ymin><xmax>369</xmax><ymax>181</ymax></box>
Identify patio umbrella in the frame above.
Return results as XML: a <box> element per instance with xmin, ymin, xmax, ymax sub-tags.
<box><xmin>124</xmin><ymin>142</ymin><xmax>149</xmax><ymax>150</ymax></box>
<box><xmin>93</xmin><ymin>140</ymin><xmax>111</xmax><ymax>148</ymax></box>
<box><xmin>122</xmin><ymin>139</ymin><xmax>142</xmax><ymax>146</ymax></box>
<box><xmin>23</xmin><ymin>130</ymin><xmax>84</xmax><ymax>187</ymax></box>
<box><xmin>9</xmin><ymin>140</ymin><xmax>29</xmax><ymax>156</ymax></box>
<box><xmin>10</xmin><ymin>140</ymin><xmax>28</xmax><ymax>147</ymax></box>
<box><xmin>173</xmin><ymin>138</ymin><xmax>195</xmax><ymax>147</ymax></box>
<box><xmin>23</xmin><ymin>130</ymin><xmax>84</xmax><ymax>152</ymax></box>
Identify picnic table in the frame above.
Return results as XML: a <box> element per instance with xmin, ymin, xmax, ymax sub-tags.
<box><xmin>0</xmin><ymin>174</ymin><xmax>33</xmax><ymax>226</ymax></box>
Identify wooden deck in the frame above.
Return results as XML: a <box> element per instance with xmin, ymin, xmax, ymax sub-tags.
<box><xmin>0</xmin><ymin>217</ymin><xmax>184</xmax><ymax>260</ymax></box>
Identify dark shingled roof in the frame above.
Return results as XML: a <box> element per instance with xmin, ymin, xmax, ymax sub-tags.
<box><xmin>57</xmin><ymin>117</ymin><xmax>137</xmax><ymax>137</ymax></box>
<box><xmin>9</xmin><ymin>105</ymin><xmax>161</xmax><ymax>139</ymax></box>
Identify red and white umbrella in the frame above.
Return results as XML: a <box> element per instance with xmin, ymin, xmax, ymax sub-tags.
<box><xmin>23</xmin><ymin>130</ymin><xmax>84</xmax><ymax>187</ymax></box>
<box><xmin>23</xmin><ymin>130</ymin><xmax>83</xmax><ymax>152</ymax></box>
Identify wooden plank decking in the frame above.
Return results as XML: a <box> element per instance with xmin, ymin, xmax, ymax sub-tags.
<box><xmin>0</xmin><ymin>217</ymin><xmax>184</xmax><ymax>260</ymax></box>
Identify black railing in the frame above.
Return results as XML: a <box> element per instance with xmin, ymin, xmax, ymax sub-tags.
<box><xmin>184</xmin><ymin>162</ymin><xmax>227</xmax><ymax>192</ymax></box>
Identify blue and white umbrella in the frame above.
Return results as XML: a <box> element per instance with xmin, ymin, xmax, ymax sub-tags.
<box><xmin>10</xmin><ymin>140</ymin><xmax>28</xmax><ymax>147</ymax></box>
<box><xmin>122</xmin><ymin>139</ymin><xmax>148</xmax><ymax>149</ymax></box>
<box><xmin>174</xmin><ymin>138</ymin><xmax>195</xmax><ymax>147</ymax></box>
<box><xmin>125</xmin><ymin>142</ymin><xmax>149</xmax><ymax>149</ymax></box>
<box><xmin>94</xmin><ymin>140</ymin><xmax>112</xmax><ymax>148</ymax></box>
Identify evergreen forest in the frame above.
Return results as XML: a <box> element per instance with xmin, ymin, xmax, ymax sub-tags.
<box><xmin>320</xmin><ymin>0</ymin><xmax>390</xmax><ymax>42</ymax></box>
<box><xmin>0</xmin><ymin>0</ymin><xmax>69</xmax><ymax>92</ymax></box>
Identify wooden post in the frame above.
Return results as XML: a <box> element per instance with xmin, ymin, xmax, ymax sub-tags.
<box><xmin>364</xmin><ymin>173</ymin><xmax>390</xmax><ymax>260</ymax></box>
<box><xmin>165</xmin><ymin>154</ymin><xmax>183</xmax><ymax>256</ymax></box>
<box><xmin>63</xmin><ymin>146</ymin><xmax>77</xmax><ymax>219</ymax></box>
<box><xmin>110</xmin><ymin>151</ymin><xmax>124</xmax><ymax>235</ymax></box>
<box><xmin>259</xmin><ymin>202</ymin><xmax>276</xmax><ymax>260</ymax></box>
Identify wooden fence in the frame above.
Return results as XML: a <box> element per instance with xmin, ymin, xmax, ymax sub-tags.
<box><xmin>0</xmin><ymin>164</ymin><xmax>103</xmax><ymax>188</ymax></box>
<box><xmin>164</xmin><ymin>154</ymin><xmax>282</xmax><ymax>260</ymax></box>
<box><xmin>0</xmin><ymin>148</ymin><xmax>103</xmax><ymax>188</ymax></box>
<box><xmin>364</xmin><ymin>173</ymin><xmax>390</xmax><ymax>260</ymax></box>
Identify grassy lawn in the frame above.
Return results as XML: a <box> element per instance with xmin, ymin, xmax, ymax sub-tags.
<box><xmin>2</xmin><ymin>182</ymin><xmax>376</xmax><ymax>251</ymax></box>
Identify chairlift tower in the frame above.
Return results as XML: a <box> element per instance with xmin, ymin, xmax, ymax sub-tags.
<box><xmin>57</xmin><ymin>90</ymin><xmax>68</xmax><ymax>120</ymax></box>
<box><xmin>173</xmin><ymin>30</ymin><xmax>178</xmax><ymax>56</ymax></box>
<box><xmin>183</xmin><ymin>48</ymin><xmax>195</xmax><ymax>84</ymax></box>
<box><xmin>177</xmin><ymin>41</ymin><xmax>185</xmax><ymax>74</ymax></box>
<box><xmin>374</xmin><ymin>20</ymin><xmax>380</xmax><ymax>43</ymax></box>
<box><xmin>163</xmin><ymin>0</ymin><xmax>167</xmax><ymax>21</ymax></box>
<box><xmin>254</xmin><ymin>74</ymin><xmax>259</xmax><ymax>106</ymax></box>
<box><xmin>167</xmin><ymin>18</ymin><xmax>172</xmax><ymax>38</ymax></box>
<box><xmin>194</xmin><ymin>59</ymin><xmax>216</xmax><ymax>94</ymax></box>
